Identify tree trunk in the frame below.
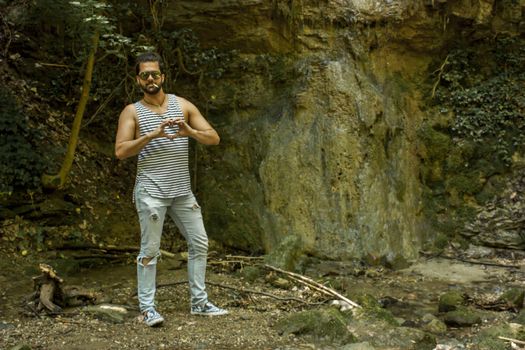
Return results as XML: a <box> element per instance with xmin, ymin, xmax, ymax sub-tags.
<box><xmin>42</xmin><ymin>30</ymin><xmax>100</xmax><ymax>189</ymax></box>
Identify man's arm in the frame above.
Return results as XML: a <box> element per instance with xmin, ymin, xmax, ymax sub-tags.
<box><xmin>176</xmin><ymin>97</ymin><xmax>220</xmax><ymax>145</ymax></box>
<box><xmin>114</xmin><ymin>104</ymin><xmax>173</xmax><ymax>159</ymax></box>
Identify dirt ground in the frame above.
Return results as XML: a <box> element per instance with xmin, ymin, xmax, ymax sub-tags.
<box><xmin>1</xmin><ymin>250</ymin><xmax>525</xmax><ymax>350</ymax></box>
<box><xmin>0</xmin><ymin>255</ymin><xmax>333</xmax><ymax>350</ymax></box>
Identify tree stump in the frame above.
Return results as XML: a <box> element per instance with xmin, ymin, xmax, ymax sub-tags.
<box><xmin>26</xmin><ymin>263</ymin><xmax>98</xmax><ymax>315</ymax></box>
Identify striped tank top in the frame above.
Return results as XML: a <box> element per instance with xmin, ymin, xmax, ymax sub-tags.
<box><xmin>134</xmin><ymin>94</ymin><xmax>192</xmax><ymax>198</ymax></box>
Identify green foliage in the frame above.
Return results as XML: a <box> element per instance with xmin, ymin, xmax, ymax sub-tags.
<box><xmin>0</xmin><ymin>88</ymin><xmax>45</xmax><ymax>194</ymax></box>
<box><xmin>435</xmin><ymin>36</ymin><xmax>525</xmax><ymax>166</ymax></box>
<box><xmin>149</xmin><ymin>28</ymin><xmax>236</xmax><ymax>97</ymax></box>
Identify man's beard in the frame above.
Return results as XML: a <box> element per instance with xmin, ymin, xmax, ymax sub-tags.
<box><xmin>140</xmin><ymin>82</ymin><xmax>162</xmax><ymax>95</ymax></box>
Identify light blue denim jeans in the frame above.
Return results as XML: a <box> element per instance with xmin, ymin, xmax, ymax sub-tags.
<box><xmin>134</xmin><ymin>183</ymin><xmax>209</xmax><ymax>312</ymax></box>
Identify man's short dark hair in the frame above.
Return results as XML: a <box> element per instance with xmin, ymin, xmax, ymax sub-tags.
<box><xmin>135</xmin><ymin>52</ymin><xmax>165</xmax><ymax>75</ymax></box>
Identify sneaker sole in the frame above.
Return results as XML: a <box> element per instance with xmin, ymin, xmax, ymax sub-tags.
<box><xmin>191</xmin><ymin>310</ymin><xmax>228</xmax><ymax>316</ymax></box>
<box><xmin>145</xmin><ymin>317</ymin><xmax>165</xmax><ymax>327</ymax></box>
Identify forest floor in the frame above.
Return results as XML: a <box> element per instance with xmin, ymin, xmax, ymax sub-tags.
<box><xmin>1</xmin><ymin>247</ymin><xmax>525</xmax><ymax>350</ymax></box>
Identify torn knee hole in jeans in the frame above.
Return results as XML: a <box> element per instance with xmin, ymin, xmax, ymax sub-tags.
<box><xmin>138</xmin><ymin>255</ymin><xmax>158</xmax><ymax>266</ymax></box>
<box><xmin>149</xmin><ymin>213</ymin><xmax>159</xmax><ymax>222</ymax></box>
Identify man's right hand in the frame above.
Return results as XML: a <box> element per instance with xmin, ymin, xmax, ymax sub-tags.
<box><xmin>149</xmin><ymin>119</ymin><xmax>175</xmax><ymax>139</ymax></box>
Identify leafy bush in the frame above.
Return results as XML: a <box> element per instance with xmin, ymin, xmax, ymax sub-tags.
<box><xmin>0</xmin><ymin>87</ymin><xmax>44</xmax><ymax>194</ymax></box>
<box><xmin>434</xmin><ymin>37</ymin><xmax>525</xmax><ymax>165</ymax></box>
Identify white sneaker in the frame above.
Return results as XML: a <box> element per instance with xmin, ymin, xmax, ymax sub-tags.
<box><xmin>191</xmin><ymin>302</ymin><xmax>228</xmax><ymax>316</ymax></box>
<box><xmin>143</xmin><ymin>309</ymin><xmax>164</xmax><ymax>327</ymax></box>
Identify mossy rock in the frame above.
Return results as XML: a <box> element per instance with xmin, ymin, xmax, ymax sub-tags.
<box><xmin>389</xmin><ymin>327</ymin><xmax>436</xmax><ymax>350</ymax></box>
<box><xmin>340</xmin><ymin>342</ymin><xmax>376</xmax><ymax>350</ymax></box>
<box><xmin>443</xmin><ymin>306</ymin><xmax>483</xmax><ymax>327</ymax></box>
<box><xmin>497</xmin><ymin>288</ymin><xmax>525</xmax><ymax>310</ymax></box>
<box><xmin>446</xmin><ymin>172</ymin><xmax>484</xmax><ymax>195</ymax></box>
<box><xmin>358</xmin><ymin>326</ymin><xmax>436</xmax><ymax>350</ymax></box>
<box><xmin>513</xmin><ymin>309</ymin><xmax>525</xmax><ymax>325</ymax></box>
<box><xmin>264</xmin><ymin>235</ymin><xmax>305</xmax><ymax>271</ymax></box>
<box><xmin>473</xmin><ymin>323</ymin><xmax>525</xmax><ymax>350</ymax></box>
<box><xmin>421</xmin><ymin>314</ymin><xmax>447</xmax><ymax>334</ymax></box>
<box><xmin>418</xmin><ymin>125</ymin><xmax>451</xmax><ymax>161</ymax></box>
<box><xmin>433</xmin><ymin>232</ymin><xmax>450</xmax><ymax>250</ymax></box>
<box><xmin>275</xmin><ymin>307</ymin><xmax>356</xmax><ymax>344</ymax></box>
<box><xmin>382</xmin><ymin>254</ymin><xmax>411</xmax><ymax>270</ymax></box>
<box><xmin>445</xmin><ymin>152</ymin><xmax>466</xmax><ymax>172</ymax></box>
<box><xmin>354</xmin><ymin>294</ymin><xmax>399</xmax><ymax>326</ymax></box>
<box><xmin>438</xmin><ymin>291</ymin><xmax>465</xmax><ymax>312</ymax></box>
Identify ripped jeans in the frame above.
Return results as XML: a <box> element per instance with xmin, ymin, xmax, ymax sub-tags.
<box><xmin>135</xmin><ymin>184</ymin><xmax>209</xmax><ymax>313</ymax></box>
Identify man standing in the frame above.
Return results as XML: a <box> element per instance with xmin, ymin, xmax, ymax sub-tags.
<box><xmin>115</xmin><ymin>52</ymin><xmax>227</xmax><ymax>327</ymax></box>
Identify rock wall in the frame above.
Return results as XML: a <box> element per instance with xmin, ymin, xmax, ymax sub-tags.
<box><xmin>159</xmin><ymin>0</ymin><xmax>525</xmax><ymax>262</ymax></box>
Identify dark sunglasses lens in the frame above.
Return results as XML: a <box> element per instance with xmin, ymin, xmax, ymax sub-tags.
<box><xmin>139</xmin><ymin>71</ymin><xmax>161</xmax><ymax>80</ymax></box>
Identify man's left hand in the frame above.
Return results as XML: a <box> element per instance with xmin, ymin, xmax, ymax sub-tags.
<box><xmin>168</xmin><ymin>117</ymin><xmax>196</xmax><ymax>138</ymax></box>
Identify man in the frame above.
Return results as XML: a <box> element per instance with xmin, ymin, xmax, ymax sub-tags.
<box><xmin>115</xmin><ymin>52</ymin><xmax>227</xmax><ymax>327</ymax></box>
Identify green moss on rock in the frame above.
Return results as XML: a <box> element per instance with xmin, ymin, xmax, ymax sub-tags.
<box><xmin>275</xmin><ymin>307</ymin><xmax>356</xmax><ymax>344</ymax></box>
<box><xmin>355</xmin><ymin>294</ymin><xmax>399</xmax><ymax>326</ymax></box>
<box><xmin>473</xmin><ymin>323</ymin><xmax>525</xmax><ymax>350</ymax></box>
<box><xmin>418</xmin><ymin>126</ymin><xmax>451</xmax><ymax>161</ymax></box>
<box><xmin>264</xmin><ymin>235</ymin><xmax>305</xmax><ymax>271</ymax></box>
<box><xmin>443</xmin><ymin>306</ymin><xmax>483</xmax><ymax>327</ymax></box>
<box><xmin>497</xmin><ymin>288</ymin><xmax>525</xmax><ymax>311</ymax></box>
<box><xmin>446</xmin><ymin>172</ymin><xmax>484</xmax><ymax>195</ymax></box>
<box><xmin>438</xmin><ymin>291</ymin><xmax>465</xmax><ymax>312</ymax></box>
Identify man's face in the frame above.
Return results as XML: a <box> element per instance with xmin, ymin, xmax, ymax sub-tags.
<box><xmin>137</xmin><ymin>61</ymin><xmax>164</xmax><ymax>95</ymax></box>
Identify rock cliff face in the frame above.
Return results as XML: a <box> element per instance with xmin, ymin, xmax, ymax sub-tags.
<box><xmin>160</xmin><ymin>0</ymin><xmax>525</xmax><ymax>262</ymax></box>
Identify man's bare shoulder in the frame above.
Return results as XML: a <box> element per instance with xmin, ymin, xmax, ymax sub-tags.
<box><xmin>176</xmin><ymin>95</ymin><xmax>197</xmax><ymax>107</ymax></box>
<box><xmin>120</xmin><ymin>103</ymin><xmax>138</xmax><ymax>119</ymax></box>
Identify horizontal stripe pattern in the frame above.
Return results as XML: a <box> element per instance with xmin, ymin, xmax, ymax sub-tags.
<box><xmin>134</xmin><ymin>94</ymin><xmax>191</xmax><ymax>199</ymax></box>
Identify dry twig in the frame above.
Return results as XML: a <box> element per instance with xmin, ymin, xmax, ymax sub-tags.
<box><xmin>264</xmin><ymin>264</ymin><xmax>361</xmax><ymax>308</ymax></box>
<box><xmin>156</xmin><ymin>280</ymin><xmax>324</xmax><ymax>306</ymax></box>
<box><xmin>498</xmin><ymin>336</ymin><xmax>525</xmax><ymax>345</ymax></box>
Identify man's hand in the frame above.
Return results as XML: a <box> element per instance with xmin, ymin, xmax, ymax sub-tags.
<box><xmin>169</xmin><ymin>117</ymin><xmax>196</xmax><ymax>138</ymax></box>
<box><xmin>149</xmin><ymin>119</ymin><xmax>178</xmax><ymax>139</ymax></box>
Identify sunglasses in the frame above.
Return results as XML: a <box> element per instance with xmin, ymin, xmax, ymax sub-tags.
<box><xmin>138</xmin><ymin>71</ymin><xmax>162</xmax><ymax>80</ymax></box>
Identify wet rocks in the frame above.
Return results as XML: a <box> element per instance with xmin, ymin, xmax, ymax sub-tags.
<box><xmin>513</xmin><ymin>309</ymin><xmax>525</xmax><ymax>325</ymax></box>
<box><xmin>495</xmin><ymin>288</ymin><xmax>524</xmax><ymax>311</ymax></box>
<box><xmin>275</xmin><ymin>306</ymin><xmax>356</xmax><ymax>345</ymax></box>
<box><xmin>340</xmin><ymin>342</ymin><xmax>376</xmax><ymax>350</ymax></box>
<box><xmin>439</xmin><ymin>291</ymin><xmax>466</xmax><ymax>312</ymax></box>
<box><xmin>421</xmin><ymin>313</ymin><xmax>447</xmax><ymax>334</ymax></box>
<box><xmin>443</xmin><ymin>307</ymin><xmax>483</xmax><ymax>327</ymax></box>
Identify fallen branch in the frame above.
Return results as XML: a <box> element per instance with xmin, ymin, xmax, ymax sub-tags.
<box><xmin>225</xmin><ymin>255</ymin><xmax>264</xmax><ymax>261</ymax></box>
<box><xmin>70</xmin><ymin>254</ymin><xmax>130</xmax><ymax>260</ymax></box>
<box><xmin>284</xmin><ymin>274</ymin><xmax>337</xmax><ymax>297</ymax></box>
<box><xmin>55</xmin><ymin>243</ymin><xmax>176</xmax><ymax>259</ymax></box>
<box><xmin>36</xmin><ymin>62</ymin><xmax>74</xmax><ymax>68</ymax></box>
<box><xmin>156</xmin><ymin>280</ymin><xmax>324</xmax><ymax>305</ymax></box>
<box><xmin>208</xmin><ymin>260</ymin><xmax>247</xmax><ymax>266</ymax></box>
<box><xmin>498</xmin><ymin>336</ymin><xmax>525</xmax><ymax>345</ymax></box>
<box><xmin>419</xmin><ymin>252</ymin><xmax>521</xmax><ymax>269</ymax></box>
<box><xmin>264</xmin><ymin>264</ymin><xmax>361</xmax><ymax>309</ymax></box>
<box><xmin>455</xmin><ymin>258</ymin><xmax>520</xmax><ymax>269</ymax></box>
